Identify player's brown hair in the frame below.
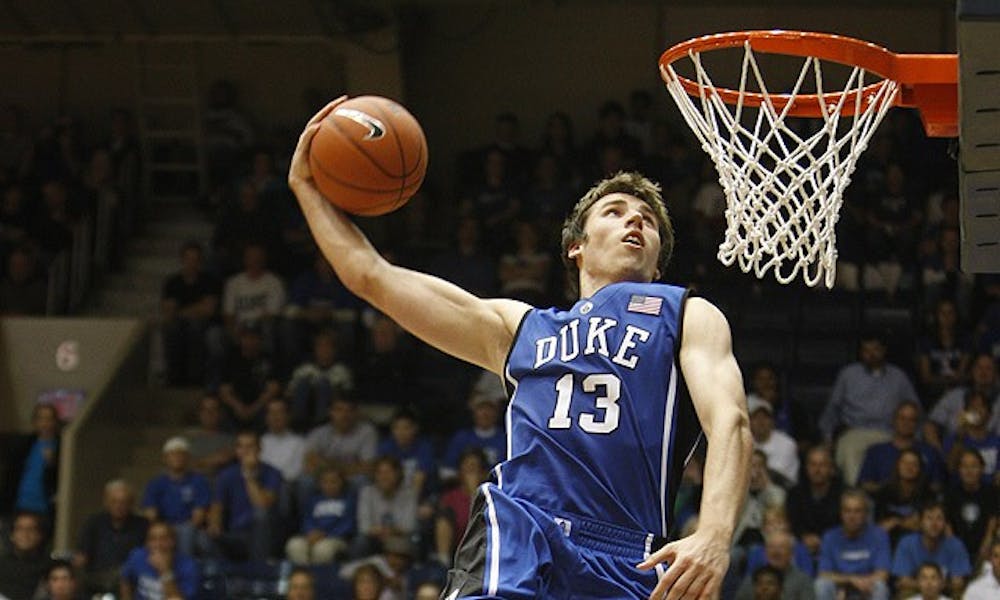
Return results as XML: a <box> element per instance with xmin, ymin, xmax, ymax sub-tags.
<box><xmin>561</xmin><ymin>171</ymin><xmax>673</xmax><ymax>297</ymax></box>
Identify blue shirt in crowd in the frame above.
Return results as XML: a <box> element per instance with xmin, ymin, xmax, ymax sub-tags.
<box><xmin>890</xmin><ymin>532</ymin><xmax>971</xmax><ymax>579</ymax></box>
<box><xmin>141</xmin><ymin>472</ymin><xmax>211</xmax><ymax>524</ymax></box>
<box><xmin>213</xmin><ymin>462</ymin><xmax>283</xmax><ymax>531</ymax></box>
<box><xmin>15</xmin><ymin>438</ymin><xmax>57</xmax><ymax>512</ymax></box>
<box><xmin>120</xmin><ymin>547</ymin><xmax>199</xmax><ymax>600</ymax></box>
<box><xmin>858</xmin><ymin>441</ymin><xmax>946</xmax><ymax>488</ymax></box>
<box><xmin>377</xmin><ymin>436</ymin><xmax>437</xmax><ymax>488</ymax></box>
<box><xmin>819</xmin><ymin>524</ymin><xmax>892</xmax><ymax>575</ymax></box>
<box><xmin>302</xmin><ymin>491</ymin><xmax>356</xmax><ymax>538</ymax></box>
<box><xmin>442</xmin><ymin>427</ymin><xmax>506</xmax><ymax>475</ymax></box>
<box><xmin>943</xmin><ymin>432</ymin><xmax>1000</xmax><ymax>479</ymax></box>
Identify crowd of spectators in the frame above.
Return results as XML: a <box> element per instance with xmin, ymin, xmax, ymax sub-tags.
<box><xmin>3</xmin><ymin>81</ymin><xmax>1000</xmax><ymax>600</ymax></box>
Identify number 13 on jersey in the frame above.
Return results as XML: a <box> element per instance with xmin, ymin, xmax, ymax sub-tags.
<box><xmin>547</xmin><ymin>373</ymin><xmax>621</xmax><ymax>434</ymax></box>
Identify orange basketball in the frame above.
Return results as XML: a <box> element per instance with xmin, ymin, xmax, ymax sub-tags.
<box><xmin>308</xmin><ymin>95</ymin><xmax>428</xmax><ymax>216</ymax></box>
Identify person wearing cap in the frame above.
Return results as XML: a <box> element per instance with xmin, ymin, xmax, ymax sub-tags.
<box><xmin>748</xmin><ymin>396</ymin><xmax>799</xmax><ymax>487</ymax></box>
<box><xmin>439</xmin><ymin>372</ymin><xmax>507</xmax><ymax>481</ymax></box>
<box><xmin>140</xmin><ymin>437</ymin><xmax>212</xmax><ymax>557</ymax></box>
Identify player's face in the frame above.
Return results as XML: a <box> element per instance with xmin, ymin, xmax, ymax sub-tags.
<box><xmin>570</xmin><ymin>193</ymin><xmax>661</xmax><ymax>292</ymax></box>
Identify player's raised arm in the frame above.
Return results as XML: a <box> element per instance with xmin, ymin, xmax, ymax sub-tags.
<box><xmin>287</xmin><ymin>99</ymin><xmax>528</xmax><ymax>374</ymax></box>
<box><xmin>639</xmin><ymin>296</ymin><xmax>751</xmax><ymax>600</ymax></box>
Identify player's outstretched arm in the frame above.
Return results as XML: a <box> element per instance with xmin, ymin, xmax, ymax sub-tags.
<box><xmin>288</xmin><ymin>99</ymin><xmax>529</xmax><ymax>374</ymax></box>
<box><xmin>638</xmin><ymin>297</ymin><xmax>751</xmax><ymax>600</ymax></box>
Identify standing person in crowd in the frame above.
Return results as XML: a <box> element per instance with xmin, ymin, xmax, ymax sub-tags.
<box><xmin>0</xmin><ymin>511</ymin><xmax>52</xmax><ymax>600</ymax></box>
<box><xmin>963</xmin><ymin>538</ymin><xmax>1000</xmax><ymax>599</ymax></box>
<box><xmin>815</xmin><ymin>489</ymin><xmax>891</xmax><ymax>600</ymax></box>
<box><xmin>140</xmin><ymin>437</ymin><xmax>211</xmax><ymax>557</ymax></box>
<box><xmin>943</xmin><ymin>448</ymin><xmax>998</xmax><ymax>563</ymax></box>
<box><xmin>890</xmin><ymin>501</ymin><xmax>971</xmax><ymax>598</ymax></box>
<box><xmin>820</xmin><ymin>331</ymin><xmax>921</xmax><ymax>486</ymax></box>
<box><xmin>73</xmin><ymin>480</ymin><xmax>148</xmax><ymax>596</ymax></box>
<box><xmin>925</xmin><ymin>353</ymin><xmax>1000</xmax><ymax>449</ymax></box>
<box><xmin>858</xmin><ymin>401</ymin><xmax>946</xmax><ymax>493</ymax></box>
<box><xmin>291</xmin><ymin>102</ymin><xmax>750</xmax><ymax>599</ymax></box>
<box><xmin>787</xmin><ymin>445</ymin><xmax>844</xmax><ymax>557</ymax></box>
<box><xmin>119</xmin><ymin>521</ymin><xmax>199</xmax><ymax>600</ymax></box>
<box><xmin>160</xmin><ymin>241</ymin><xmax>220</xmax><ymax>386</ymax></box>
<box><xmin>11</xmin><ymin>403</ymin><xmax>61</xmax><ymax>516</ymax></box>
<box><xmin>208</xmin><ymin>430</ymin><xmax>282</xmax><ymax>562</ymax></box>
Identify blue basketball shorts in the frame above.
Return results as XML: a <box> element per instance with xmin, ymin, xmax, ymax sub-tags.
<box><xmin>441</xmin><ymin>483</ymin><xmax>667</xmax><ymax>599</ymax></box>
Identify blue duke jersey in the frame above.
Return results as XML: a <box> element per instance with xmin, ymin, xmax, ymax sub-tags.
<box><xmin>500</xmin><ymin>281</ymin><xmax>702</xmax><ymax>538</ymax></box>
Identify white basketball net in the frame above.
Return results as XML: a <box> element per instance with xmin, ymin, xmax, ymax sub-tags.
<box><xmin>662</xmin><ymin>42</ymin><xmax>899</xmax><ymax>287</ymax></box>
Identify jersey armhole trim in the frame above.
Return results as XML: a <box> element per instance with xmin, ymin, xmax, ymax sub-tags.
<box><xmin>502</xmin><ymin>308</ymin><xmax>532</xmax><ymax>394</ymax></box>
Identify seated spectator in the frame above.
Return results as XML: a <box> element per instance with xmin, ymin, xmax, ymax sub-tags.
<box><xmin>160</xmin><ymin>241</ymin><xmax>221</xmax><ymax>386</ymax></box>
<box><xmin>208</xmin><ymin>430</ymin><xmax>282</xmax><ymax>562</ymax></box>
<box><xmin>874</xmin><ymin>449</ymin><xmax>933</xmax><ymax>548</ymax></box>
<box><xmin>218</xmin><ymin>323</ymin><xmax>282</xmax><ymax>431</ymax></box>
<box><xmin>858</xmin><ymin>401</ymin><xmax>946</xmax><ymax>493</ymax></box>
<box><xmin>139</xmin><ymin>437</ymin><xmax>211</xmax><ymax>557</ymax></box>
<box><xmin>280</xmin><ymin>252</ymin><xmax>360</xmax><ymax>371</ymax></box>
<box><xmin>819</xmin><ymin>331</ymin><xmax>920</xmax><ymax>486</ymax></box>
<box><xmin>377</xmin><ymin>408</ymin><xmax>436</xmax><ymax>498</ymax></box>
<box><xmin>734</xmin><ymin>451</ymin><xmax>787</xmax><ymax>550</ymax></box>
<box><xmin>734</xmin><ymin>530</ymin><xmax>815</xmax><ymax>600</ymax></box>
<box><xmin>943</xmin><ymin>449</ymin><xmax>998</xmax><ymax>563</ymax></box>
<box><xmin>286</xmin><ymin>567</ymin><xmax>314</xmax><ymax>600</ymax></box>
<box><xmin>354</xmin><ymin>314</ymin><xmax>416</xmax><ymax>407</ymax></box>
<box><xmin>12</xmin><ymin>403</ymin><xmax>61</xmax><ymax>516</ymax></box>
<box><xmin>434</xmin><ymin>448</ymin><xmax>489</xmax><ymax>566</ymax></box>
<box><xmin>260</xmin><ymin>398</ymin><xmax>306</xmax><ymax>484</ymax></box>
<box><xmin>285</xmin><ymin>465</ymin><xmax>355</xmax><ymax>565</ymax></box>
<box><xmin>0</xmin><ymin>511</ymin><xmax>52</xmax><ymax>600</ymax></box>
<box><xmin>440</xmin><ymin>373</ymin><xmax>507</xmax><ymax>481</ymax></box>
<box><xmin>917</xmin><ymin>299</ymin><xmax>973</xmax><ymax>401</ymax></box>
<box><xmin>786</xmin><ymin>445</ymin><xmax>844</xmax><ymax>557</ymax></box>
<box><xmin>942</xmin><ymin>390</ymin><xmax>1000</xmax><ymax>482</ymax></box>
<box><xmin>891</xmin><ymin>501</ymin><xmax>971</xmax><ymax>598</ymax></box>
<box><xmin>743</xmin><ymin>507</ymin><xmax>815</xmax><ymax>578</ymax></box>
<box><xmin>220</xmin><ymin>242</ymin><xmax>286</xmax><ymax>354</ymax></box>
<box><xmin>184</xmin><ymin>395</ymin><xmax>235</xmax><ymax>477</ymax></box>
<box><xmin>119</xmin><ymin>521</ymin><xmax>199</xmax><ymax>600</ymax></box>
<box><xmin>0</xmin><ymin>245</ymin><xmax>47</xmax><ymax>316</ymax></box>
<box><xmin>41</xmin><ymin>559</ymin><xmax>84</xmax><ymax>600</ymax></box>
<box><xmin>925</xmin><ymin>354</ymin><xmax>1000</xmax><ymax>450</ymax></box>
<box><xmin>497</xmin><ymin>221</ymin><xmax>552</xmax><ymax>305</ymax></box>
<box><xmin>353</xmin><ymin>457</ymin><xmax>418</xmax><ymax>558</ymax></box>
<box><xmin>748</xmin><ymin>396</ymin><xmax>798</xmax><ymax>487</ymax></box>
<box><xmin>904</xmin><ymin>562</ymin><xmax>951</xmax><ymax>600</ymax></box>
<box><xmin>349</xmin><ymin>562</ymin><xmax>385</xmax><ymax>600</ymax></box>
<box><xmin>340</xmin><ymin>535</ymin><xmax>417</xmax><ymax>600</ymax></box>
<box><xmin>303</xmin><ymin>393</ymin><xmax>378</xmax><ymax>493</ymax></box>
<box><xmin>73</xmin><ymin>480</ymin><xmax>148</xmax><ymax>595</ymax></box>
<box><xmin>963</xmin><ymin>538</ymin><xmax>1000</xmax><ymax>599</ymax></box>
<box><xmin>287</xmin><ymin>329</ymin><xmax>354</xmax><ymax>430</ymax></box>
<box><xmin>815</xmin><ymin>489</ymin><xmax>891</xmax><ymax>600</ymax></box>
<box><xmin>748</xmin><ymin>565</ymin><xmax>784</xmax><ymax>600</ymax></box>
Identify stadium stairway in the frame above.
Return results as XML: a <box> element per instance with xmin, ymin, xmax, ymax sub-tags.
<box><xmin>85</xmin><ymin>199</ymin><xmax>213</xmax><ymax>381</ymax></box>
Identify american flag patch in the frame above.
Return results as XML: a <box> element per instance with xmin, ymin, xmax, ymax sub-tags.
<box><xmin>627</xmin><ymin>294</ymin><xmax>662</xmax><ymax>315</ymax></box>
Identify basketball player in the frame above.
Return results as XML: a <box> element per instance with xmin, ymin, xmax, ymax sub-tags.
<box><xmin>289</xmin><ymin>99</ymin><xmax>751</xmax><ymax>600</ymax></box>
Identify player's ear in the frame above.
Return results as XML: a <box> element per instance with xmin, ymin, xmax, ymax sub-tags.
<box><xmin>567</xmin><ymin>241</ymin><xmax>582</xmax><ymax>260</ymax></box>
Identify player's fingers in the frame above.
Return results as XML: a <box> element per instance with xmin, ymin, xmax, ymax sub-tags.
<box><xmin>637</xmin><ymin>543</ymin><xmax>675</xmax><ymax>570</ymax></box>
<box><xmin>648</xmin><ymin>558</ymin><xmax>683</xmax><ymax>600</ymax></box>
<box><xmin>663</xmin><ymin>563</ymin><xmax>701</xmax><ymax>600</ymax></box>
<box><xmin>306</xmin><ymin>95</ymin><xmax>348</xmax><ymax>128</ymax></box>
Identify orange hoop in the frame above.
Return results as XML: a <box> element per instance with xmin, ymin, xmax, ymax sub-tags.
<box><xmin>659</xmin><ymin>30</ymin><xmax>958</xmax><ymax>137</ymax></box>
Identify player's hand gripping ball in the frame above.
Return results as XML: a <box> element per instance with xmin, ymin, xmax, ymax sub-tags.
<box><xmin>308</xmin><ymin>95</ymin><xmax>428</xmax><ymax>216</ymax></box>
